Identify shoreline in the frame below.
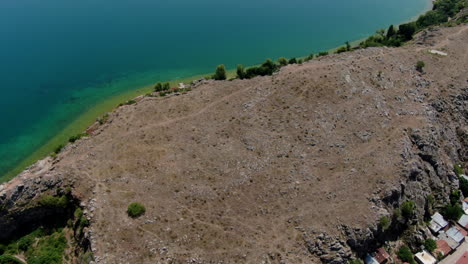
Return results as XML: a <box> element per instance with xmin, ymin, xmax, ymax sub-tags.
<box><xmin>0</xmin><ymin>0</ymin><xmax>435</xmax><ymax>183</ymax></box>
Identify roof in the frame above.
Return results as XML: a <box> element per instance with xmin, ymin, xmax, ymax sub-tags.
<box><xmin>435</xmin><ymin>239</ymin><xmax>452</xmax><ymax>256</ymax></box>
<box><xmin>456</xmin><ymin>252</ymin><xmax>468</xmax><ymax>264</ymax></box>
<box><xmin>429</xmin><ymin>213</ymin><xmax>449</xmax><ymax>233</ymax></box>
<box><xmin>447</xmin><ymin>226</ymin><xmax>466</xmax><ymax>243</ymax></box>
<box><xmin>374</xmin><ymin>248</ymin><xmax>390</xmax><ymax>263</ymax></box>
<box><xmin>364</xmin><ymin>254</ymin><xmax>379</xmax><ymax>264</ymax></box>
<box><xmin>460</xmin><ymin>215</ymin><xmax>468</xmax><ymax>230</ymax></box>
<box><xmin>415</xmin><ymin>250</ymin><xmax>436</xmax><ymax>264</ymax></box>
<box><xmin>438</xmin><ymin>232</ymin><xmax>460</xmax><ymax>249</ymax></box>
<box><xmin>463</xmin><ymin>201</ymin><xmax>468</xmax><ymax>214</ymax></box>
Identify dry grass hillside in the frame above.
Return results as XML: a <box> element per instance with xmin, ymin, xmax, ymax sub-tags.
<box><xmin>5</xmin><ymin>24</ymin><xmax>468</xmax><ymax>263</ymax></box>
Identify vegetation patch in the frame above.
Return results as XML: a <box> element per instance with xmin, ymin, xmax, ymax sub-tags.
<box><xmin>127</xmin><ymin>202</ymin><xmax>146</xmax><ymax>218</ymax></box>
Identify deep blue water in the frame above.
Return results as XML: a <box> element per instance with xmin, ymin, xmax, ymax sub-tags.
<box><xmin>0</xmin><ymin>0</ymin><xmax>431</xmax><ymax>180</ymax></box>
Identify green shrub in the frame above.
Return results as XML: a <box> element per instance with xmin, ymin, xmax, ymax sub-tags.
<box><xmin>154</xmin><ymin>82</ymin><xmax>163</xmax><ymax>92</ymax></box>
<box><xmin>443</xmin><ymin>203</ymin><xmax>464</xmax><ymax>221</ymax></box>
<box><xmin>159</xmin><ymin>91</ymin><xmax>167</xmax><ymax>96</ymax></box>
<box><xmin>416</xmin><ymin>61</ymin><xmax>425</xmax><ymax>73</ymax></box>
<box><xmin>460</xmin><ymin>176</ymin><xmax>468</xmax><ymax>196</ymax></box>
<box><xmin>0</xmin><ymin>255</ymin><xmax>23</xmax><ymax>264</ymax></box>
<box><xmin>288</xmin><ymin>58</ymin><xmax>297</xmax><ymax>64</ymax></box>
<box><xmin>397</xmin><ymin>246</ymin><xmax>415</xmax><ymax>264</ymax></box>
<box><xmin>277</xmin><ymin>57</ymin><xmax>288</xmax><ymax>66</ymax></box>
<box><xmin>127</xmin><ymin>202</ymin><xmax>146</xmax><ymax>218</ymax></box>
<box><xmin>38</xmin><ymin>195</ymin><xmax>69</xmax><ymax>208</ymax></box>
<box><xmin>454</xmin><ymin>164</ymin><xmax>464</xmax><ymax>176</ymax></box>
<box><xmin>318</xmin><ymin>51</ymin><xmax>329</xmax><ymax>57</ymax></box>
<box><xmin>213</xmin><ymin>64</ymin><xmax>227</xmax><ymax>80</ymax></box>
<box><xmin>236</xmin><ymin>64</ymin><xmax>246</xmax><ymax>79</ymax></box>
<box><xmin>424</xmin><ymin>238</ymin><xmax>437</xmax><ymax>253</ymax></box>
<box><xmin>398</xmin><ymin>22</ymin><xmax>417</xmax><ymax>40</ymax></box>
<box><xmin>450</xmin><ymin>190</ymin><xmax>461</xmax><ymax>205</ymax></box>
<box><xmin>401</xmin><ymin>200</ymin><xmax>416</xmax><ymax>219</ymax></box>
<box><xmin>305</xmin><ymin>54</ymin><xmax>314</xmax><ymax>61</ymax></box>
<box><xmin>68</xmin><ymin>133</ymin><xmax>89</xmax><ymax>143</ymax></box>
<box><xmin>26</xmin><ymin>231</ymin><xmax>68</xmax><ymax>264</ymax></box>
<box><xmin>379</xmin><ymin>216</ymin><xmax>391</xmax><ymax>230</ymax></box>
<box><xmin>18</xmin><ymin>235</ymin><xmax>34</xmax><ymax>251</ymax></box>
<box><xmin>244</xmin><ymin>59</ymin><xmax>278</xmax><ymax>79</ymax></box>
<box><xmin>348</xmin><ymin>260</ymin><xmax>363</xmax><ymax>264</ymax></box>
<box><xmin>53</xmin><ymin>144</ymin><xmax>64</xmax><ymax>154</ymax></box>
<box><xmin>336</xmin><ymin>46</ymin><xmax>348</xmax><ymax>53</ymax></box>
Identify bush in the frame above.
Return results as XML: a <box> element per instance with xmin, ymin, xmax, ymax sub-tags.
<box><xmin>450</xmin><ymin>190</ymin><xmax>461</xmax><ymax>205</ymax></box>
<box><xmin>398</xmin><ymin>22</ymin><xmax>417</xmax><ymax>40</ymax></box>
<box><xmin>288</xmin><ymin>58</ymin><xmax>297</xmax><ymax>64</ymax></box>
<box><xmin>68</xmin><ymin>133</ymin><xmax>89</xmax><ymax>143</ymax></box>
<box><xmin>336</xmin><ymin>46</ymin><xmax>347</xmax><ymax>53</ymax></box>
<box><xmin>18</xmin><ymin>235</ymin><xmax>34</xmax><ymax>251</ymax></box>
<box><xmin>397</xmin><ymin>246</ymin><xmax>415</xmax><ymax>264</ymax></box>
<box><xmin>53</xmin><ymin>144</ymin><xmax>64</xmax><ymax>154</ymax></box>
<box><xmin>416</xmin><ymin>61</ymin><xmax>425</xmax><ymax>72</ymax></box>
<box><xmin>305</xmin><ymin>54</ymin><xmax>314</xmax><ymax>61</ymax></box>
<box><xmin>424</xmin><ymin>238</ymin><xmax>437</xmax><ymax>253</ymax></box>
<box><xmin>277</xmin><ymin>57</ymin><xmax>288</xmax><ymax>66</ymax></box>
<box><xmin>26</xmin><ymin>231</ymin><xmax>68</xmax><ymax>264</ymax></box>
<box><xmin>454</xmin><ymin>164</ymin><xmax>464</xmax><ymax>176</ymax></box>
<box><xmin>460</xmin><ymin>176</ymin><xmax>468</xmax><ymax>196</ymax></box>
<box><xmin>401</xmin><ymin>200</ymin><xmax>416</xmax><ymax>219</ymax></box>
<box><xmin>443</xmin><ymin>203</ymin><xmax>464</xmax><ymax>221</ymax></box>
<box><xmin>236</xmin><ymin>64</ymin><xmax>246</xmax><ymax>79</ymax></box>
<box><xmin>127</xmin><ymin>202</ymin><xmax>146</xmax><ymax>218</ymax></box>
<box><xmin>38</xmin><ymin>195</ymin><xmax>69</xmax><ymax>208</ymax></box>
<box><xmin>348</xmin><ymin>260</ymin><xmax>363</xmax><ymax>264</ymax></box>
<box><xmin>154</xmin><ymin>82</ymin><xmax>163</xmax><ymax>92</ymax></box>
<box><xmin>244</xmin><ymin>59</ymin><xmax>278</xmax><ymax>79</ymax></box>
<box><xmin>379</xmin><ymin>216</ymin><xmax>391</xmax><ymax>230</ymax></box>
<box><xmin>213</xmin><ymin>65</ymin><xmax>227</xmax><ymax>80</ymax></box>
<box><xmin>0</xmin><ymin>255</ymin><xmax>23</xmax><ymax>264</ymax></box>
<box><xmin>318</xmin><ymin>51</ymin><xmax>329</xmax><ymax>57</ymax></box>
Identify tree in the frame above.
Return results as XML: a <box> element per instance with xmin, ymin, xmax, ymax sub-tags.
<box><xmin>288</xmin><ymin>58</ymin><xmax>297</xmax><ymax>64</ymax></box>
<box><xmin>127</xmin><ymin>202</ymin><xmax>146</xmax><ymax>218</ymax></box>
<box><xmin>236</xmin><ymin>64</ymin><xmax>246</xmax><ymax>79</ymax></box>
<box><xmin>277</xmin><ymin>57</ymin><xmax>288</xmax><ymax>66</ymax></box>
<box><xmin>386</xmin><ymin>25</ymin><xmax>396</xmax><ymax>38</ymax></box>
<box><xmin>401</xmin><ymin>200</ymin><xmax>415</xmax><ymax>219</ymax></box>
<box><xmin>154</xmin><ymin>82</ymin><xmax>163</xmax><ymax>92</ymax></box>
<box><xmin>397</xmin><ymin>246</ymin><xmax>415</xmax><ymax>264</ymax></box>
<box><xmin>450</xmin><ymin>190</ymin><xmax>461</xmax><ymax>205</ymax></box>
<box><xmin>336</xmin><ymin>46</ymin><xmax>347</xmax><ymax>53</ymax></box>
<box><xmin>443</xmin><ymin>203</ymin><xmax>463</xmax><ymax>221</ymax></box>
<box><xmin>398</xmin><ymin>22</ymin><xmax>417</xmax><ymax>40</ymax></box>
<box><xmin>460</xmin><ymin>176</ymin><xmax>468</xmax><ymax>196</ymax></box>
<box><xmin>345</xmin><ymin>41</ymin><xmax>351</xmax><ymax>51</ymax></box>
<box><xmin>416</xmin><ymin>61</ymin><xmax>425</xmax><ymax>73</ymax></box>
<box><xmin>163</xmin><ymin>82</ymin><xmax>170</xmax><ymax>91</ymax></box>
<box><xmin>379</xmin><ymin>216</ymin><xmax>391</xmax><ymax>230</ymax></box>
<box><xmin>213</xmin><ymin>65</ymin><xmax>227</xmax><ymax>80</ymax></box>
<box><xmin>424</xmin><ymin>239</ymin><xmax>437</xmax><ymax>253</ymax></box>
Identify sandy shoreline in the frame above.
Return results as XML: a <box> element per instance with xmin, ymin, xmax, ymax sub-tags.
<box><xmin>0</xmin><ymin>0</ymin><xmax>436</xmax><ymax>183</ymax></box>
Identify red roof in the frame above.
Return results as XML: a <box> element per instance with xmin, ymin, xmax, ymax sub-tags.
<box><xmin>374</xmin><ymin>248</ymin><xmax>390</xmax><ymax>263</ymax></box>
<box><xmin>456</xmin><ymin>252</ymin><xmax>468</xmax><ymax>264</ymax></box>
<box><xmin>435</xmin><ymin>240</ymin><xmax>452</xmax><ymax>256</ymax></box>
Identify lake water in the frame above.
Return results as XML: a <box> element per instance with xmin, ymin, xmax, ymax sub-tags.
<box><xmin>0</xmin><ymin>0</ymin><xmax>431</xmax><ymax>181</ymax></box>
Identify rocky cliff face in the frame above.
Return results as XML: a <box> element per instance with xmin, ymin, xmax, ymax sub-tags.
<box><xmin>0</xmin><ymin>24</ymin><xmax>467</xmax><ymax>263</ymax></box>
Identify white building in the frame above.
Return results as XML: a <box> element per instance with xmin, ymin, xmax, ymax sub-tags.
<box><xmin>429</xmin><ymin>212</ymin><xmax>449</xmax><ymax>233</ymax></box>
<box><xmin>415</xmin><ymin>250</ymin><xmax>436</xmax><ymax>264</ymax></box>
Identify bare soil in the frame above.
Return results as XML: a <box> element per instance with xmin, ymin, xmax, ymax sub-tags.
<box><xmin>7</xmin><ymin>24</ymin><xmax>468</xmax><ymax>263</ymax></box>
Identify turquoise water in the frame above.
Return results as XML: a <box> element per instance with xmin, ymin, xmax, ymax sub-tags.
<box><xmin>0</xmin><ymin>0</ymin><xmax>431</xmax><ymax>180</ymax></box>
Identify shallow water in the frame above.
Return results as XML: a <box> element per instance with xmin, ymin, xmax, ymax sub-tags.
<box><xmin>0</xmin><ymin>0</ymin><xmax>431</xmax><ymax>180</ymax></box>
